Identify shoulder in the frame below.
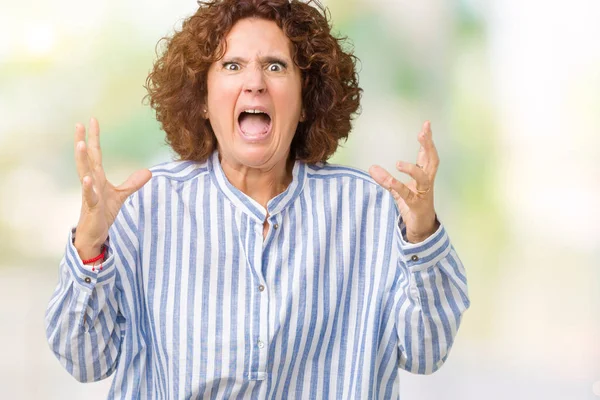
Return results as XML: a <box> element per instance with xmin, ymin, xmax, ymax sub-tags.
<box><xmin>303</xmin><ymin>162</ymin><xmax>397</xmax><ymax>215</ymax></box>
<box><xmin>125</xmin><ymin>160</ymin><xmax>209</xmax><ymax>208</ymax></box>
<box><xmin>148</xmin><ymin>159</ymin><xmax>209</xmax><ymax>182</ymax></box>
<box><xmin>305</xmin><ymin>162</ymin><xmax>382</xmax><ymax>191</ymax></box>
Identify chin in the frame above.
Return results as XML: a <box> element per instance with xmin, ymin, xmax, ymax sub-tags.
<box><xmin>230</xmin><ymin>145</ymin><xmax>283</xmax><ymax>170</ymax></box>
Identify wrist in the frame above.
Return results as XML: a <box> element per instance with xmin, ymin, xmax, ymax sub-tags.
<box><xmin>73</xmin><ymin>235</ymin><xmax>106</xmax><ymax>262</ymax></box>
<box><xmin>406</xmin><ymin>215</ymin><xmax>440</xmax><ymax>243</ymax></box>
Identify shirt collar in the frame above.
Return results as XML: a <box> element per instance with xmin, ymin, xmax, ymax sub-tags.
<box><xmin>208</xmin><ymin>150</ymin><xmax>307</xmax><ymax>222</ymax></box>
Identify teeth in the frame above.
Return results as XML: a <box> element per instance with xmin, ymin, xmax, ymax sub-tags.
<box><xmin>243</xmin><ymin>109</ymin><xmax>266</xmax><ymax>114</ymax></box>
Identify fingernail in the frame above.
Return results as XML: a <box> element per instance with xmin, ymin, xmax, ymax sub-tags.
<box><xmin>396</xmin><ymin>161</ymin><xmax>403</xmax><ymax>169</ymax></box>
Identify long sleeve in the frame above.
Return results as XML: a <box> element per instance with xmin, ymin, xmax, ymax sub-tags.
<box><xmin>393</xmin><ymin>216</ymin><xmax>470</xmax><ymax>375</ymax></box>
<box><xmin>45</xmin><ymin>195</ymin><xmax>139</xmax><ymax>382</ymax></box>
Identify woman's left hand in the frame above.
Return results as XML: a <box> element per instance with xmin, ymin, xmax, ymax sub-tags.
<box><xmin>369</xmin><ymin>121</ymin><xmax>440</xmax><ymax>243</ymax></box>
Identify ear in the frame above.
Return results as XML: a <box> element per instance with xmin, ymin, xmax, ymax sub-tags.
<box><xmin>202</xmin><ymin>105</ymin><xmax>209</xmax><ymax>119</ymax></box>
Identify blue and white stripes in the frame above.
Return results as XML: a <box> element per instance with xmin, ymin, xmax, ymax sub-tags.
<box><xmin>45</xmin><ymin>150</ymin><xmax>469</xmax><ymax>399</ymax></box>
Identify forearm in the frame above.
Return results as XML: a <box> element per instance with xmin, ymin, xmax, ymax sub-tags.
<box><xmin>394</xmin><ymin>220</ymin><xmax>470</xmax><ymax>374</ymax></box>
<box><xmin>45</xmin><ymin>230</ymin><xmax>122</xmax><ymax>382</ymax></box>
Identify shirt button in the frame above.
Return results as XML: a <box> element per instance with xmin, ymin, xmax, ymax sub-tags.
<box><xmin>411</xmin><ymin>255</ymin><xmax>419</xmax><ymax>262</ymax></box>
<box><xmin>257</xmin><ymin>340</ymin><xmax>264</xmax><ymax>349</ymax></box>
<box><xmin>258</xmin><ymin>285</ymin><xmax>265</xmax><ymax>292</ymax></box>
<box><xmin>273</xmin><ymin>223</ymin><xmax>279</xmax><ymax>229</ymax></box>
<box><xmin>84</xmin><ymin>277</ymin><xmax>92</xmax><ymax>284</ymax></box>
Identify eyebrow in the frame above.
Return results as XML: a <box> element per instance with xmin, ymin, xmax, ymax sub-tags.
<box><xmin>222</xmin><ymin>55</ymin><xmax>291</xmax><ymax>65</ymax></box>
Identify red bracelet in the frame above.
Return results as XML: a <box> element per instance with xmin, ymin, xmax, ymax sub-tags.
<box><xmin>82</xmin><ymin>246</ymin><xmax>106</xmax><ymax>271</ymax></box>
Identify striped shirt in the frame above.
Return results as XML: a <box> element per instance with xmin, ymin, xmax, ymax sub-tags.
<box><xmin>45</xmin><ymin>150</ymin><xmax>469</xmax><ymax>399</ymax></box>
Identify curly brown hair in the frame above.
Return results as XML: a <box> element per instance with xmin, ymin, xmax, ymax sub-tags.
<box><xmin>144</xmin><ymin>0</ymin><xmax>362</xmax><ymax>164</ymax></box>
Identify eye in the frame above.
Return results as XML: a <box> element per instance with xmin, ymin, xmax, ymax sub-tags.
<box><xmin>223</xmin><ymin>62</ymin><xmax>240</xmax><ymax>71</ymax></box>
<box><xmin>267</xmin><ymin>62</ymin><xmax>285</xmax><ymax>72</ymax></box>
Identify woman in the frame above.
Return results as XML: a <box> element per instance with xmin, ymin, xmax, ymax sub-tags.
<box><xmin>45</xmin><ymin>0</ymin><xmax>469</xmax><ymax>398</ymax></box>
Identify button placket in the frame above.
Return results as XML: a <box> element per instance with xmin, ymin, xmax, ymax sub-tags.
<box><xmin>253</xmin><ymin>216</ymin><xmax>279</xmax><ymax>378</ymax></box>
<box><xmin>259</xmin><ymin>284</ymin><xmax>270</xmax><ymax>375</ymax></box>
<box><xmin>256</xmin><ymin>225</ymin><xmax>270</xmax><ymax>378</ymax></box>
<box><xmin>254</xmin><ymin>302</ymin><xmax>270</xmax><ymax>377</ymax></box>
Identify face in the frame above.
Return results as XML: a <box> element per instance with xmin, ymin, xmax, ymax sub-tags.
<box><xmin>205</xmin><ymin>18</ymin><xmax>303</xmax><ymax>172</ymax></box>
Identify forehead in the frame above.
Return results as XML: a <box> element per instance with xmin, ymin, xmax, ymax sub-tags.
<box><xmin>223</xmin><ymin>18</ymin><xmax>294</xmax><ymax>57</ymax></box>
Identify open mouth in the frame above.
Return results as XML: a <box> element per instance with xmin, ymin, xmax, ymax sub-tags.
<box><xmin>237</xmin><ymin>109</ymin><xmax>272</xmax><ymax>139</ymax></box>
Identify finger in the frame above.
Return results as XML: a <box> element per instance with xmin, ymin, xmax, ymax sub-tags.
<box><xmin>417</xmin><ymin>121</ymin><xmax>440</xmax><ymax>178</ymax></box>
<box><xmin>87</xmin><ymin>117</ymin><xmax>103</xmax><ymax>168</ymax></box>
<box><xmin>116</xmin><ymin>169</ymin><xmax>153</xmax><ymax>199</ymax></box>
<box><xmin>396</xmin><ymin>161</ymin><xmax>431</xmax><ymax>192</ymax></box>
<box><xmin>416</xmin><ymin>122</ymin><xmax>428</xmax><ymax>168</ymax></box>
<box><xmin>74</xmin><ymin>137</ymin><xmax>93</xmax><ymax>183</ymax></box>
<box><xmin>369</xmin><ymin>165</ymin><xmax>416</xmax><ymax>204</ymax></box>
<box><xmin>74</xmin><ymin>122</ymin><xmax>85</xmax><ymax>144</ymax></box>
<box><xmin>82</xmin><ymin>175</ymin><xmax>99</xmax><ymax>207</ymax></box>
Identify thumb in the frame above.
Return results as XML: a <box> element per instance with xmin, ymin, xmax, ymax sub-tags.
<box><xmin>368</xmin><ymin>165</ymin><xmax>392</xmax><ymax>190</ymax></box>
<box><xmin>117</xmin><ymin>169</ymin><xmax>152</xmax><ymax>199</ymax></box>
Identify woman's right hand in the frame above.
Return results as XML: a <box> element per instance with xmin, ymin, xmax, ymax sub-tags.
<box><xmin>73</xmin><ymin>117</ymin><xmax>152</xmax><ymax>261</ymax></box>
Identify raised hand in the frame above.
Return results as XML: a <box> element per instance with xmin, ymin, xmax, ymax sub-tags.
<box><xmin>369</xmin><ymin>121</ymin><xmax>440</xmax><ymax>243</ymax></box>
<box><xmin>73</xmin><ymin>117</ymin><xmax>152</xmax><ymax>260</ymax></box>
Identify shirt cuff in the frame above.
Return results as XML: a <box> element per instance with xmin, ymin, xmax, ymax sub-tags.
<box><xmin>395</xmin><ymin>215</ymin><xmax>452</xmax><ymax>272</ymax></box>
<box><xmin>65</xmin><ymin>228</ymin><xmax>116</xmax><ymax>291</ymax></box>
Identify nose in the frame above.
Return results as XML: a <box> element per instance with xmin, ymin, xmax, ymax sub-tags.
<box><xmin>242</xmin><ymin>64</ymin><xmax>266</xmax><ymax>94</ymax></box>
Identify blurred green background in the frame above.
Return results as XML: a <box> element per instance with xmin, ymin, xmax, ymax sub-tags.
<box><xmin>1</xmin><ymin>0</ymin><xmax>599</xmax><ymax>398</ymax></box>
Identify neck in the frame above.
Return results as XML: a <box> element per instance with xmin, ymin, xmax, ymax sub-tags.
<box><xmin>219</xmin><ymin>155</ymin><xmax>294</xmax><ymax>211</ymax></box>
